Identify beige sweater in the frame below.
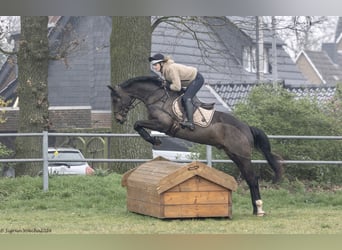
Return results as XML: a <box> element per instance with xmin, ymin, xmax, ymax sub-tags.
<box><xmin>162</xmin><ymin>58</ymin><xmax>197</xmax><ymax>91</ymax></box>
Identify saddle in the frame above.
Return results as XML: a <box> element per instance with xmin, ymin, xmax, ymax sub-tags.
<box><xmin>192</xmin><ymin>96</ymin><xmax>215</xmax><ymax>110</ymax></box>
<box><xmin>172</xmin><ymin>95</ymin><xmax>215</xmax><ymax>128</ymax></box>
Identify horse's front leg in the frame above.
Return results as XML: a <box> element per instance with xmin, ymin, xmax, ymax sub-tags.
<box><xmin>134</xmin><ymin>120</ymin><xmax>163</xmax><ymax>146</ymax></box>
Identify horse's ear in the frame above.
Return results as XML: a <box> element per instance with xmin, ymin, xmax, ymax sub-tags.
<box><xmin>107</xmin><ymin>85</ymin><xmax>115</xmax><ymax>92</ymax></box>
<box><xmin>108</xmin><ymin>85</ymin><xmax>121</xmax><ymax>98</ymax></box>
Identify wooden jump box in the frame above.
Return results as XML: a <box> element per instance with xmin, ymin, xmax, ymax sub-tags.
<box><xmin>121</xmin><ymin>157</ymin><xmax>238</xmax><ymax>219</ymax></box>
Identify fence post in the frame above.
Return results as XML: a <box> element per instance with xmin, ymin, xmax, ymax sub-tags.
<box><xmin>206</xmin><ymin>145</ymin><xmax>212</xmax><ymax>167</ymax></box>
<box><xmin>42</xmin><ymin>131</ymin><xmax>49</xmax><ymax>191</ymax></box>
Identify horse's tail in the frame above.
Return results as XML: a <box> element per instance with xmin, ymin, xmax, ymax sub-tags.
<box><xmin>249</xmin><ymin>126</ymin><xmax>283</xmax><ymax>183</ymax></box>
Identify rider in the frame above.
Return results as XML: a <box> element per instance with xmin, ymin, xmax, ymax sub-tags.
<box><xmin>149</xmin><ymin>53</ymin><xmax>204</xmax><ymax>131</ymax></box>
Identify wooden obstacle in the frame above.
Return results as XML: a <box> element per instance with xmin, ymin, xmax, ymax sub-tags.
<box><xmin>121</xmin><ymin>157</ymin><xmax>238</xmax><ymax>219</ymax></box>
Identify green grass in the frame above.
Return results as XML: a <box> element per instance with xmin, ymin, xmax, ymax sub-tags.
<box><xmin>0</xmin><ymin>174</ymin><xmax>341</xmax><ymax>234</ymax></box>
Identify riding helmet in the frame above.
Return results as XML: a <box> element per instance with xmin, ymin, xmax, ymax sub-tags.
<box><xmin>149</xmin><ymin>53</ymin><xmax>165</xmax><ymax>65</ymax></box>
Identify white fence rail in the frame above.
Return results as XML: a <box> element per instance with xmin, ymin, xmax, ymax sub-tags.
<box><xmin>0</xmin><ymin>132</ymin><xmax>341</xmax><ymax>191</ymax></box>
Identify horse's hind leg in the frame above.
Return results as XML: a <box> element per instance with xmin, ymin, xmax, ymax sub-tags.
<box><xmin>248</xmin><ymin>177</ymin><xmax>265</xmax><ymax>216</ymax></box>
<box><xmin>229</xmin><ymin>153</ymin><xmax>265</xmax><ymax>216</ymax></box>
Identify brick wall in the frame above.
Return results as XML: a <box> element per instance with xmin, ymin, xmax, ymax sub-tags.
<box><xmin>49</xmin><ymin>106</ymin><xmax>92</xmax><ymax>129</ymax></box>
<box><xmin>0</xmin><ymin>107</ymin><xmax>19</xmax><ymax>132</ymax></box>
<box><xmin>91</xmin><ymin>110</ymin><xmax>112</xmax><ymax>129</ymax></box>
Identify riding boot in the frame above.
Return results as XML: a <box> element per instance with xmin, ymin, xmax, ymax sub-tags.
<box><xmin>180</xmin><ymin>98</ymin><xmax>195</xmax><ymax>131</ymax></box>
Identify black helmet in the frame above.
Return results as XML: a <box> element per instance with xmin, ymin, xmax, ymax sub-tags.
<box><xmin>149</xmin><ymin>53</ymin><xmax>165</xmax><ymax>65</ymax></box>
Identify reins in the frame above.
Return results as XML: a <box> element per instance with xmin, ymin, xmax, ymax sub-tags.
<box><xmin>116</xmin><ymin>78</ymin><xmax>173</xmax><ymax>120</ymax></box>
<box><xmin>113</xmin><ymin>95</ymin><xmax>137</xmax><ymax>118</ymax></box>
<box><xmin>146</xmin><ymin>87</ymin><xmax>169</xmax><ymax>106</ymax></box>
<box><xmin>127</xmin><ymin>85</ymin><xmax>169</xmax><ymax>109</ymax></box>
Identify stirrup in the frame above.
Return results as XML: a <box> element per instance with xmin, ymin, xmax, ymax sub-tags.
<box><xmin>180</xmin><ymin>121</ymin><xmax>195</xmax><ymax>131</ymax></box>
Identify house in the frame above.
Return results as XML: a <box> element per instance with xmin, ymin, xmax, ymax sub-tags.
<box><xmin>296</xmin><ymin>17</ymin><xmax>342</xmax><ymax>85</ymax></box>
<box><xmin>152</xmin><ymin>17</ymin><xmax>308</xmax><ymax>86</ymax></box>
<box><xmin>212</xmin><ymin>82</ymin><xmax>337</xmax><ymax>111</ymax></box>
<box><xmin>0</xmin><ymin>16</ymin><xmax>308</xmax><ymax>125</ymax></box>
<box><xmin>0</xmin><ymin>54</ymin><xmax>17</xmax><ymax>105</ymax></box>
<box><xmin>0</xmin><ymin>16</ymin><xmax>234</xmax><ymax>132</ymax></box>
<box><xmin>152</xmin><ymin>16</ymin><xmax>312</xmax><ymax>111</ymax></box>
<box><xmin>0</xmin><ymin>16</ymin><xmax>113</xmax><ymax>132</ymax></box>
<box><xmin>295</xmin><ymin>50</ymin><xmax>342</xmax><ymax>85</ymax></box>
<box><xmin>338</xmin><ymin>34</ymin><xmax>342</xmax><ymax>52</ymax></box>
<box><xmin>212</xmin><ymin>17</ymin><xmax>341</xmax><ymax>110</ymax></box>
<box><xmin>0</xmin><ymin>16</ymin><xmax>315</xmax><ymax>158</ymax></box>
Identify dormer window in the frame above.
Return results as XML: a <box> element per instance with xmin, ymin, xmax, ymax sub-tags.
<box><xmin>243</xmin><ymin>46</ymin><xmax>257</xmax><ymax>73</ymax></box>
<box><xmin>243</xmin><ymin>46</ymin><xmax>270</xmax><ymax>74</ymax></box>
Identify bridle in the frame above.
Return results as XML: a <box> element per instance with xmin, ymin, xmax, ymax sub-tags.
<box><xmin>112</xmin><ymin>80</ymin><xmax>171</xmax><ymax>120</ymax></box>
<box><xmin>113</xmin><ymin>96</ymin><xmax>137</xmax><ymax>120</ymax></box>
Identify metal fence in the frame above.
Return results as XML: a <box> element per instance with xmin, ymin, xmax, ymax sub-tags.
<box><xmin>0</xmin><ymin>132</ymin><xmax>341</xmax><ymax>191</ymax></box>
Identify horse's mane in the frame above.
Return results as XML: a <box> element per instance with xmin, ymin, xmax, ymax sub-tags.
<box><xmin>120</xmin><ymin>76</ymin><xmax>162</xmax><ymax>88</ymax></box>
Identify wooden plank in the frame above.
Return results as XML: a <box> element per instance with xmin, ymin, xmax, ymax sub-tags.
<box><xmin>129</xmin><ymin>164</ymin><xmax>176</xmax><ymax>176</ymax></box>
<box><xmin>126</xmin><ymin>179</ymin><xmax>158</xmax><ymax>190</ymax></box>
<box><xmin>167</xmin><ymin>176</ymin><xmax>227</xmax><ymax>192</ymax></box>
<box><xmin>141</xmin><ymin>161</ymin><xmax>184</xmax><ymax>172</ymax></box>
<box><xmin>156</xmin><ymin>165</ymin><xmax>199</xmax><ymax>194</ymax></box>
<box><xmin>150</xmin><ymin>156</ymin><xmax>171</xmax><ymax>162</ymax></box>
<box><xmin>163</xmin><ymin>191</ymin><xmax>229</xmax><ymax>205</ymax></box>
<box><xmin>127</xmin><ymin>198</ymin><xmax>163</xmax><ymax>218</ymax></box>
<box><xmin>156</xmin><ymin>161</ymin><xmax>237</xmax><ymax>194</ymax></box>
<box><xmin>127</xmin><ymin>186</ymin><xmax>160</xmax><ymax>204</ymax></box>
<box><xmin>163</xmin><ymin>204</ymin><xmax>230</xmax><ymax>218</ymax></box>
<box><xmin>198</xmin><ymin>166</ymin><xmax>238</xmax><ymax>191</ymax></box>
<box><xmin>121</xmin><ymin>167</ymin><xmax>137</xmax><ymax>187</ymax></box>
<box><xmin>126</xmin><ymin>161</ymin><xmax>184</xmax><ymax>187</ymax></box>
<box><xmin>128</xmin><ymin>172</ymin><xmax>164</xmax><ymax>185</ymax></box>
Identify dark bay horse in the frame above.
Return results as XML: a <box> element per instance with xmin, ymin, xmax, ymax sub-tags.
<box><xmin>108</xmin><ymin>75</ymin><xmax>282</xmax><ymax>216</ymax></box>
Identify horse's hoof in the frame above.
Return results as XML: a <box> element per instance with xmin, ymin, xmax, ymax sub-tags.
<box><xmin>153</xmin><ymin>137</ymin><xmax>162</xmax><ymax>146</ymax></box>
<box><xmin>257</xmin><ymin>212</ymin><xmax>266</xmax><ymax>217</ymax></box>
<box><xmin>150</xmin><ymin>137</ymin><xmax>161</xmax><ymax>146</ymax></box>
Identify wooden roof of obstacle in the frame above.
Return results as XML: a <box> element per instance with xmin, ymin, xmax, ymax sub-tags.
<box><xmin>121</xmin><ymin>157</ymin><xmax>238</xmax><ymax>194</ymax></box>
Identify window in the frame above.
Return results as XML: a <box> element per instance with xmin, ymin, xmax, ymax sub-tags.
<box><xmin>243</xmin><ymin>46</ymin><xmax>256</xmax><ymax>73</ymax></box>
<box><xmin>243</xmin><ymin>46</ymin><xmax>270</xmax><ymax>74</ymax></box>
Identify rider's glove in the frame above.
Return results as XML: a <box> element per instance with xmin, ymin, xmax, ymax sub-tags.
<box><xmin>161</xmin><ymin>80</ymin><xmax>168</xmax><ymax>88</ymax></box>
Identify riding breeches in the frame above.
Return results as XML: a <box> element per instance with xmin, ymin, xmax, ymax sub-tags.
<box><xmin>182</xmin><ymin>72</ymin><xmax>204</xmax><ymax>101</ymax></box>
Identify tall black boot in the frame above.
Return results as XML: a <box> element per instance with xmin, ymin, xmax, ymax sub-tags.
<box><xmin>180</xmin><ymin>98</ymin><xmax>195</xmax><ymax>131</ymax></box>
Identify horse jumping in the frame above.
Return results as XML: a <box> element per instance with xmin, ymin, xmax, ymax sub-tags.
<box><xmin>108</xmin><ymin>75</ymin><xmax>282</xmax><ymax>216</ymax></box>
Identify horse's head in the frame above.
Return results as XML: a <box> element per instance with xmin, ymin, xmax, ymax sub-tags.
<box><xmin>107</xmin><ymin>85</ymin><xmax>135</xmax><ymax>124</ymax></box>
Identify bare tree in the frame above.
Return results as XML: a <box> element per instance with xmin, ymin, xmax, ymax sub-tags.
<box><xmin>151</xmin><ymin>16</ymin><xmax>234</xmax><ymax>70</ymax></box>
<box><xmin>110</xmin><ymin>16</ymin><xmax>152</xmax><ymax>172</ymax></box>
<box><xmin>0</xmin><ymin>16</ymin><xmax>20</xmax><ymax>63</ymax></box>
<box><xmin>267</xmin><ymin>16</ymin><xmax>338</xmax><ymax>59</ymax></box>
<box><xmin>14</xmin><ymin>16</ymin><xmax>49</xmax><ymax>176</ymax></box>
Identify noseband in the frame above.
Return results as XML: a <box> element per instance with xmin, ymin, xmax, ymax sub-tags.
<box><xmin>114</xmin><ymin>97</ymin><xmax>137</xmax><ymax>119</ymax></box>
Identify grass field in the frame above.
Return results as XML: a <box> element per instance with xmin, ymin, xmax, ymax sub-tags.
<box><xmin>0</xmin><ymin>174</ymin><xmax>341</xmax><ymax>234</ymax></box>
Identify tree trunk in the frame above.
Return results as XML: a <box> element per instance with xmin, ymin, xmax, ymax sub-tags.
<box><xmin>110</xmin><ymin>16</ymin><xmax>152</xmax><ymax>173</ymax></box>
<box><xmin>14</xmin><ymin>16</ymin><xmax>49</xmax><ymax>176</ymax></box>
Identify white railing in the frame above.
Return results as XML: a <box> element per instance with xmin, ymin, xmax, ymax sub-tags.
<box><xmin>0</xmin><ymin>132</ymin><xmax>341</xmax><ymax>191</ymax></box>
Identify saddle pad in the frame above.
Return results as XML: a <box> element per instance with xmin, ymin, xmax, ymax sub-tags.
<box><xmin>172</xmin><ymin>97</ymin><xmax>215</xmax><ymax>128</ymax></box>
